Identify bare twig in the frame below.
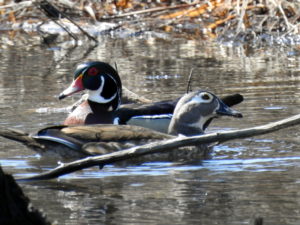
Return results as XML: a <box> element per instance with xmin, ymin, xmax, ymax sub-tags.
<box><xmin>186</xmin><ymin>68</ymin><xmax>194</xmax><ymax>93</ymax></box>
<box><xmin>18</xmin><ymin>113</ymin><xmax>300</xmax><ymax>181</ymax></box>
<box><xmin>114</xmin><ymin>62</ymin><xmax>118</xmax><ymax>73</ymax></box>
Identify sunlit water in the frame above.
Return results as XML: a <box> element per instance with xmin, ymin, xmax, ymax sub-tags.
<box><xmin>1</xmin><ymin>35</ymin><xmax>300</xmax><ymax>224</ymax></box>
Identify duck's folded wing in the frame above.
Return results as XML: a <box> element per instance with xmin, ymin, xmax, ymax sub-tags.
<box><xmin>60</xmin><ymin>124</ymin><xmax>171</xmax><ymax>142</ymax></box>
<box><xmin>0</xmin><ymin>125</ymin><xmax>170</xmax><ymax>158</ymax></box>
<box><xmin>116</xmin><ymin>99</ymin><xmax>176</xmax><ymax>132</ymax></box>
<box><xmin>117</xmin><ymin>99</ymin><xmax>177</xmax><ymax>124</ymax></box>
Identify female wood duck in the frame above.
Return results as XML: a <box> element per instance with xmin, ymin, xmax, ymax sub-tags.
<box><xmin>59</xmin><ymin>61</ymin><xmax>243</xmax><ymax>133</ymax></box>
<box><xmin>0</xmin><ymin>90</ymin><xmax>242</xmax><ymax>161</ymax></box>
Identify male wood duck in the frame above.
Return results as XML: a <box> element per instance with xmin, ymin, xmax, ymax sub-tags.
<box><xmin>59</xmin><ymin>61</ymin><xmax>244</xmax><ymax>133</ymax></box>
<box><xmin>0</xmin><ymin>90</ymin><xmax>242</xmax><ymax>161</ymax></box>
<box><xmin>59</xmin><ymin>61</ymin><xmax>122</xmax><ymax>125</ymax></box>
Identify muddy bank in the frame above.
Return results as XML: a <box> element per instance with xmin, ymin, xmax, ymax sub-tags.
<box><xmin>0</xmin><ymin>0</ymin><xmax>300</xmax><ymax>46</ymax></box>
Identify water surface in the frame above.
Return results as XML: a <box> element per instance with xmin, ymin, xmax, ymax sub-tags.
<box><xmin>1</xmin><ymin>36</ymin><xmax>300</xmax><ymax>224</ymax></box>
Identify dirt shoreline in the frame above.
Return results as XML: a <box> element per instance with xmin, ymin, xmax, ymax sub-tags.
<box><xmin>0</xmin><ymin>0</ymin><xmax>300</xmax><ymax>45</ymax></box>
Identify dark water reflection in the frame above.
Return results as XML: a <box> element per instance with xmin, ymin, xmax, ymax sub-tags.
<box><xmin>1</xmin><ymin>36</ymin><xmax>300</xmax><ymax>224</ymax></box>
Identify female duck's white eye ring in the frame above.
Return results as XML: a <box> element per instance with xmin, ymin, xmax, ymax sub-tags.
<box><xmin>200</xmin><ymin>92</ymin><xmax>212</xmax><ymax>102</ymax></box>
<box><xmin>190</xmin><ymin>92</ymin><xmax>213</xmax><ymax>104</ymax></box>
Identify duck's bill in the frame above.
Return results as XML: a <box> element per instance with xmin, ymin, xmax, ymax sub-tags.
<box><xmin>216</xmin><ymin>101</ymin><xmax>243</xmax><ymax>118</ymax></box>
<box><xmin>58</xmin><ymin>74</ymin><xmax>84</xmax><ymax>100</ymax></box>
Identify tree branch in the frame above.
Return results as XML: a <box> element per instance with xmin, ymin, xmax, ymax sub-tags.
<box><xmin>36</xmin><ymin>0</ymin><xmax>98</xmax><ymax>43</ymax></box>
<box><xmin>106</xmin><ymin>3</ymin><xmax>199</xmax><ymax>19</ymax></box>
<box><xmin>18</xmin><ymin>113</ymin><xmax>300</xmax><ymax>181</ymax></box>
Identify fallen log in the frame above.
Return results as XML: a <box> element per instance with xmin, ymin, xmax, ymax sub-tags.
<box><xmin>19</xmin><ymin>113</ymin><xmax>300</xmax><ymax>181</ymax></box>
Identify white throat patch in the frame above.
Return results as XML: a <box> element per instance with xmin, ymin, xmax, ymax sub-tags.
<box><xmin>87</xmin><ymin>75</ymin><xmax>117</xmax><ymax>104</ymax></box>
<box><xmin>188</xmin><ymin>114</ymin><xmax>215</xmax><ymax>132</ymax></box>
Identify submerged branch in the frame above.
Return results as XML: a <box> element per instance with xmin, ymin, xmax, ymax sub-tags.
<box><xmin>19</xmin><ymin>113</ymin><xmax>300</xmax><ymax>181</ymax></box>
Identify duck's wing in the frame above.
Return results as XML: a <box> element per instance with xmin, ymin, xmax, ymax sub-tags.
<box><xmin>0</xmin><ymin>125</ymin><xmax>171</xmax><ymax>158</ymax></box>
<box><xmin>35</xmin><ymin>125</ymin><xmax>170</xmax><ymax>160</ymax></box>
<box><xmin>60</xmin><ymin>124</ymin><xmax>171</xmax><ymax>142</ymax></box>
<box><xmin>59</xmin><ymin>125</ymin><xmax>172</xmax><ymax>156</ymax></box>
<box><xmin>116</xmin><ymin>99</ymin><xmax>176</xmax><ymax>132</ymax></box>
<box><xmin>117</xmin><ymin>99</ymin><xmax>177</xmax><ymax>123</ymax></box>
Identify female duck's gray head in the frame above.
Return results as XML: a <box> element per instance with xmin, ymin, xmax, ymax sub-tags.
<box><xmin>168</xmin><ymin>90</ymin><xmax>242</xmax><ymax>136</ymax></box>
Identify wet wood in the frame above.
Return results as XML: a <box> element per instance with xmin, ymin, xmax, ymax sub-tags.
<box><xmin>0</xmin><ymin>128</ymin><xmax>44</xmax><ymax>150</ymax></box>
<box><xmin>19</xmin><ymin>113</ymin><xmax>300</xmax><ymax>181</ymax></box>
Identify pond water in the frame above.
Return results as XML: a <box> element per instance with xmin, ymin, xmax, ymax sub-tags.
<box><xmin>1</xmin><ymin>34</ymin><xmax>300</xmax><ymax>225</ymax></box>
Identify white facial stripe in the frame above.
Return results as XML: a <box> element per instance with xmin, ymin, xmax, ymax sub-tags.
<box><xmin>88</xmin><ymin>75</ymin><xmax>117</xmax><ymax>103</ymax></box>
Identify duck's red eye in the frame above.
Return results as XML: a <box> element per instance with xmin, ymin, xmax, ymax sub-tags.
<box><xmin>88</xmin><ymin>67</ymin><xmax>99</xmax><ymax>76</ymax></box>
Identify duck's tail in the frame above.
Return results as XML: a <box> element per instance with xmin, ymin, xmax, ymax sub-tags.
<box><xmin>222</xmin><ymin>93</ymin><xmax>244</xmax><ymax>107</ymax></box>
<box><xmin>0</xmin><ymin>127</ymin><xmax>44</xmax><ymax>150</ymax></box>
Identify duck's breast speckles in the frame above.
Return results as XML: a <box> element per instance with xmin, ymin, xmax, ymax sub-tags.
<box><xmin>63</xmin><ymin>101</ymin><xmax>92</xmax><ymax>125</ymax></box>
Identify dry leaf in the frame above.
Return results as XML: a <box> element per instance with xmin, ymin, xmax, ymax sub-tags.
<box><xmin>160</xmin><ymin>0</ymin><xmax>222</xmax><ymax>19</ymax></box>
<box><xmin>8</xmin><ymin>11</ymin><xmax>16</xmax><ymax>23</ymax></box>
<box><xmin>116</xmin><ymin>0</ymin><xmax>132</xmax><ymax>9</ymax></box>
